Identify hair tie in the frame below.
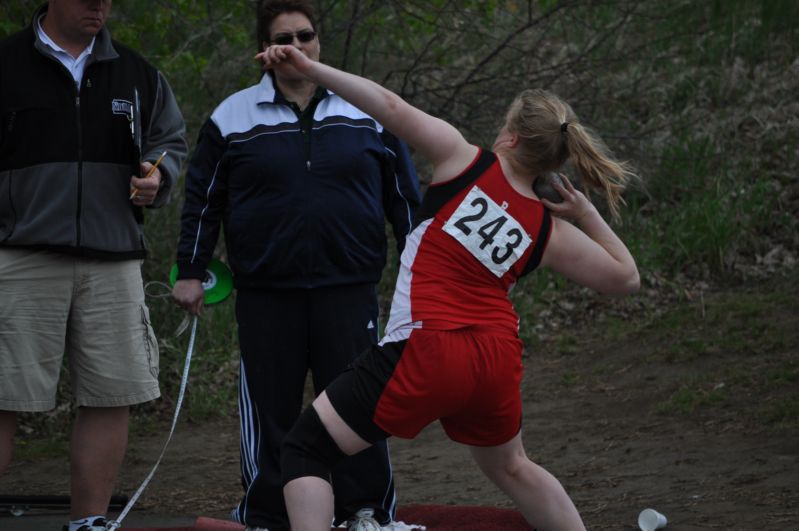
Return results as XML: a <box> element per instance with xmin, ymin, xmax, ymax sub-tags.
<box><xmin>560</xmin><ymin>122</ymin><xmax>569</xmax><ymax>133</ymax></box>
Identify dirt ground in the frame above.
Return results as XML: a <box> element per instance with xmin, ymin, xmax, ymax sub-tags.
<box><xmin>2</xmin><ymin>275</ymin><xmax>797</xmax><ymax>530</ymax></box>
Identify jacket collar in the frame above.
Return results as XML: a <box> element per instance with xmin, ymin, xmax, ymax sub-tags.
<box><xmin>255</xmin><ymin>72</ymin><xmax>333</xmax><ymax>105</ymax></box>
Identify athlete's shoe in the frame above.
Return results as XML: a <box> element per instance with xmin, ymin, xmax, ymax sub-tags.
<box><xmin>62</xmin><ymin>516</ymin><xmax>108</xmax><ymax>531</ymax></box>
<box><xmin>244</xmin><ymin>527</ymin><xmax>269</xmax><ymax>531</ymax></box>
<box><xmin>381</xmin><ymin>521</ymin><xmax>427</xmax><ymax>531</ymax></box>
<box><xmin>347</xmin><ymin>508</ymin><xmax>383</xmax><ymax>531</ymax></box>
<box><xmin>345</xmin><ymin>509</ymin><xmax>427</xmax><ymax>531</ymax></box>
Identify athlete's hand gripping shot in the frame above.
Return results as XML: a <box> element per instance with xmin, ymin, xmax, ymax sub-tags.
<box><xmin>258</xmin><ymin>44</ymin><xmax>640</xmax><ymax>531</ymax></box>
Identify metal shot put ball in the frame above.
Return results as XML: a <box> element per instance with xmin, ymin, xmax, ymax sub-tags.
<box><xmin>533</xmin><ymin>172</ymin><xmax>564</xmax><ymax>203</ymax></box>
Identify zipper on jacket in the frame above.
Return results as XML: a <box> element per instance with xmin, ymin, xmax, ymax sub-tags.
<box><xmin>287</xmin><ymin>89</ymin><xmax>324</xmax><ymax>285</ymax></box>
<box><xmin>302</xmin><ymin>100</ymin><xmax>318</xmax><ymax>281</ymax></box>
<box><xmin>292</xmin><ymin>103</ymin><xmax>314</xmax><ymax>171</ymax></box>
<box><xmin>304</xmin><ymin>122</ymin><xmax>312</xmax><ymax>172</ymax></box>
<box><xmin>75</xmin><ymin>92</ymin><xmax>83</xmax><ymax>247</ymax></box>
<box><xmin>297</xmin><ymin>105</ymin><xmax>313</xmax><ymax>279</ymax></box>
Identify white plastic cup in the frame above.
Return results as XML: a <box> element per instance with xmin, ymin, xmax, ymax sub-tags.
<box><xmin>638</xmin><ymin>508</ymin><xmax>668</xmax><ymax>531</ymax></box>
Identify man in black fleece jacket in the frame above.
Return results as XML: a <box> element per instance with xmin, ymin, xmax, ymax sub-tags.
<box><xmin>0</xmin><ymin>2</ymin><xmax>187</xmax><ymax>530</ymax></box>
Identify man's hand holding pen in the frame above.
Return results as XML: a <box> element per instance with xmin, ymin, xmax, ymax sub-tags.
<box><xmin>130</xmin><ymin>151</ymin><xmax>166</xmax><ymax>205</ymax></box>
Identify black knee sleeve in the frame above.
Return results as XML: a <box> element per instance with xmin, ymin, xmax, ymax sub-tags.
<box><xmin>281</xmin><ymin>406</ymin><xmax>347</xmax><ymax>486</ymax></box>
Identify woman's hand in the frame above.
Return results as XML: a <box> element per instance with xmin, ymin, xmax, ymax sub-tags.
<box><xmin>172</xmin><ymin>278</ymin><xmax>205</xmax><ymax>316</ymax></box>
<box><xmin>255</xmin><ymin>44</ymin><xmax>313</xmax><ymax>78</ymax></box>
<box><xmin>540</xmin><ymin>173</ymin><xmax>595</xmax><ymax>223</ymax></box>
<box><xmin>540</xmin><ymin>173</ymin><xmax>639</xmax><ymax>296</ymax></box>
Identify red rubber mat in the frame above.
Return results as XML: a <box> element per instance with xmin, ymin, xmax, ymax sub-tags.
<box><xmin>396</xmin><ymin>505</ymin><xmax>531</xmax><ymax>530</ymax></box>
<box><xmin>121</xmin><ymin>504</ymin><xmax>531</xmax><ymax>530</ymax></box>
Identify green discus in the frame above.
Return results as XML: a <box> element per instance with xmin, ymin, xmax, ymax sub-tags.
<box><xmin>168</xmin><ymin>258</ymin><xmax>233</xmax><ymax>305</ymax></box>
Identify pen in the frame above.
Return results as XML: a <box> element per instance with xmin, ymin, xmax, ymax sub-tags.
<box><xmin>130</xmin><ymin>150</ymin><xmax>167</xmax><ymax>200</ymax></box>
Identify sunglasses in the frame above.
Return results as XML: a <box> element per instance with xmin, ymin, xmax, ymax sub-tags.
<box><xmin>271</xmin><ymin>30</ymin><xmax>316</xmax><ymax>46</ymax></box>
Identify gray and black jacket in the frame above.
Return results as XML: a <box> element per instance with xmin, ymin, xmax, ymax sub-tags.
<box><xmin>0</xmin><ymin>5</ymin><xmax>187</xmax><ymax>259</ymax></box>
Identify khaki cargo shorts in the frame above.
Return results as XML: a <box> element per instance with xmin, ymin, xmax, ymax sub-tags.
<box><xmin>0</xmin><ymin>248</ymin><xmax>160</xmax><ymax>411</ymax></box>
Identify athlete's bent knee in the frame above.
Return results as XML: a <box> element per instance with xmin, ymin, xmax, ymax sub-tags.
<box><xmin>281</xmin><ymin>406</ymin><xmax>346</xmax><ymax>485</ymax></box>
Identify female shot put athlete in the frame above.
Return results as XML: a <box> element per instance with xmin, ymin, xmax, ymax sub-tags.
<box><xmin>258</xmin><ymin>44</ymin><xmax>640</xmax><ymax>531</ymax></box>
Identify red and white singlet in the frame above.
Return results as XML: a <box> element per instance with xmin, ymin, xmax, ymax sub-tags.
<box><xmin>382</xmin><ymin>148</ymin><xmax>552</xmax><ymax>343</ymax></box>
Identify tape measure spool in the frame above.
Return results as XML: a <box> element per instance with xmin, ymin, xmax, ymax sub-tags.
<box><xmin>168</xmin><ymin>258</ymin><xmax>233</xmax><ymax>305</ymax></box>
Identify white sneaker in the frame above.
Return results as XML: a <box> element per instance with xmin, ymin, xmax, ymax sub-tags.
<box><xmin>348</xmin><ymin>508</ymin><xmax>382</xmax><ymax>531</ymax></box>
<box><xmin>244</xmin><ymin>527</ymin><xmax>269</xmax><ymax>531</ymax></box>
<box><xmin>345</xmin><ymin>509</ymin><xmax>426</xmax><ymax>531</ymax></box>
<box><xmin>382</xmin><ymin>520</ymin><xmax>426</xmax><ymax>531</ymax></box>
<box><xmin>62</xmin><ymin>516</ymin><xmax>108</xmax><ymax>531</ymax></box>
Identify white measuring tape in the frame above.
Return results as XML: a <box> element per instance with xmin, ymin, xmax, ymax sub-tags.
<box><xmin>105</xmin><ymin>315</ymin><xmax>198</xmax><ymax>531</ymax></box>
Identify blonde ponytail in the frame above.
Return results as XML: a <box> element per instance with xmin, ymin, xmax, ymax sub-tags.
<box><xmin>504</xmin><ymin>89</ymin><xmax>636</xmax><ymax>222</ymax></box>
<box><xmin>562</xmin><ymin>122</ymin><xmax>635</xmax><ymax>222</ymax></box>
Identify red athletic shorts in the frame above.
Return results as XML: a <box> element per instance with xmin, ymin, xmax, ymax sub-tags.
<box><xmin>326</xmin><ymin>327</ymin><xmax>524</xmax><ymax>447</ymax></box>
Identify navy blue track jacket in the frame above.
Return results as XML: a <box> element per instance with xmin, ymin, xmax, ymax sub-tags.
<box><xmin>176</xmin><ymin>73</ymin><xmax>420</xmax><ymax>289</ymax></box>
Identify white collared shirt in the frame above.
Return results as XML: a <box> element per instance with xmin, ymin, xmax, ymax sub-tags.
<box><xmin>36</xmin><ymin>14</ymin><xmax>96</xmax><ymax>89</ymax></box>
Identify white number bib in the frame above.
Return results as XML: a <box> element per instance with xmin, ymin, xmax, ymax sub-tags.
<box><xmin>442</xmin><ymin>186</ymin><xmax>532</xmax><ymax>277</ymax></box>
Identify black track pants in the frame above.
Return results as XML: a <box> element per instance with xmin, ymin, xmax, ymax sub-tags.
<box><xmin>232</xmin><ymin>284</ymin><xmax>396</xmax><ymax>530</ymax></box>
